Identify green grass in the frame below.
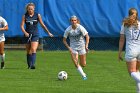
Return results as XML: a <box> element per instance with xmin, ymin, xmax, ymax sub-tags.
<box><xmin>0</xmin><ymin>50</ymin><xmax>136</xmax><ymax>93</ymax></box>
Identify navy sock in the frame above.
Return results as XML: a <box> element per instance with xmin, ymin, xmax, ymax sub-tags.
<box><xmin>32</xmin><ymin>53</ymin><xmax>36</xmax><ymax>66</ymax></box>
<box><xmin>27</xmin><ymin>54</ymin><xmax>30</xmax><ymax>67</ymax></box>
<box><xmin>27</xmin><ymin>54</ymin><xmax>32</xmax><ymax>68</ymax></box>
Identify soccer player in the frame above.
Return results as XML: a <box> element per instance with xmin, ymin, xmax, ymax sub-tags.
<box><xmin>118</xmin><ymin>8</ymin><xmax>140</xmax><ymax>93</ymax></box>
<box><xmin>21</xmin><ymin>3</ymin><xmax>53</xmax><ymax>69</ymax></box>
<box><xmin>0</xmin><ymin>16</ymin><xmax>8</xmax><ymax>69</ymax></box>
<box><xmin>63</xmin><ymin>15</ymin><xmax>90</xmax><ymax>80</ymax></box>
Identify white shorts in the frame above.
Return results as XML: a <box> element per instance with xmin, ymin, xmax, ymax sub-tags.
<box><xmin>72</xmin><ymin>49</ymin><xmax>86</xmax><ymax>55</ymax></box>
<box><xmin>125</xmin><ymin>52</ymin><xmax>140</xmax><ymax>62</ymax></box>
<box><xmin>0</xmin><ymin>36</ymin><xmax>5</xmax><ymax>42</ymax></box>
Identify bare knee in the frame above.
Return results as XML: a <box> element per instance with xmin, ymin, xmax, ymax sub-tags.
<box><xmin>80</xmin><ymin>62</ymin><xmax>86</xmax><ymax>67</ymax></box>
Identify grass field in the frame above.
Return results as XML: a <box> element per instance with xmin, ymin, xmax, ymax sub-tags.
<box><xmin>0</xmin><ymin>50</ymin><xmax>136</xmax><ymax>93</ymax></box>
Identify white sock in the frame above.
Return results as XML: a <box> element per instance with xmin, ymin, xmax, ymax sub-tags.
<box><xmin>136</xmin><ymin>82</ymin><xmax>140</xmax><ymax>93</ymax></box>
<box><xmin>131</xmin><ymin>72</ymin><xmax>140</xmax><ymax>83</ymax></box>
<box><xmin>77</xmin><ymin>66</ymin><xmax>86</xmax><ymax>77</ymax></box>
<box><xmin>0</xmin><ymin>54</ymin><xmax>5</xmax><ymax>62</ymax></box>
<box><xmin>136</xmin><ymin>72</ymin><xmax>140</xmax><ymax>93</ymax></box>
<box><xmin>131</xmin><ymin>72</ymin><xmax>140</xmax><ymax>93</ymax></box>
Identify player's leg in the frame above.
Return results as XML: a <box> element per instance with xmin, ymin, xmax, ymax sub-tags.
<box><xmin>127</xmin><ymin>60</ymin><xmax>140</xmax><ymax>93</ymax></box>
<box><xmin>24</xmin><ymin>35</ymin><xmax>32</xmax><ymax>69</ymax></box>
<box><xmin>79</xmin><ymin>54</ymin><xmax>86</xmax><ymax>67</ymax></box>
<box><xmin>127</xmin><ymin>60</ymin><xmax>138</xmax><ymax>79</ymax></box>
<box><xmin>0</xmin><ymin>41</ymin><xmax>5</xmax><ymax>69</ymax></box>
<box><xmin>26</xmin><ymin>44</ymin><xmax>32</xmax><ymax>68</ymax></box>
<box><xmin>71</xmin><ymin>52</ymin><xmax>86</xmax><ymax>78</ymax></box>
<box><xmin>79</xmin><ymin>49</ymin><xmax>87</xmax><ymax>80</ymax></box>
<box><xmin>70</xmin><ymin>49</ymin><xmax>87</xmax><ymax>80</ymax></box>
<box><xmin>136</xmin><ymin>56</ymin><xmax>140</xmax><ymax>93</ymax></box>
<box><xmin>136</xmin><ymin>61</ymin><xmax>140</xmax><ymax>93</ymax></box>
<box><xmin>136</xmin><ymin>61</ymin><xmax>140</xmax><ymax>72</ymax></box>
<box><xmin>30</xmin><ymin>41</ymin><xmax>38</xmax><ymax>69</ymax></box>
<box><xmin>70</xmin><ymin>51</ymin><xmax>79</xmax><ymax>67</ymax></box>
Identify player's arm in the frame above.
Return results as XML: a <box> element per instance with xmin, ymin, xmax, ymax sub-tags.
<box><xmin>38</xmin><ymin>14</ymin><xmax>53</xmax><ymax>37</ymax></box>
<box><xmin>21</xmin><ymin>15</ymin><xmax>29</xmax><ymax>37</ymax></box>
<box><xmin>63</xmin><ymin>37</ymin><xmax>72</xmax><ymax>52</ymax></box>
<box><xmin>0</xmin><ymin>25</ymin><xmax>8</xmax><ymax>31</ymax></box>
<box><xmin>85</xmin><ymin>33</ymin><xmax>89</xmax><ymax>51</ymax></box>
<box><xmin>80</xmin><ymin>26</ymin><xmax>89</xmax><ymax>51</ymax></box>
<box><xmin>63</xmin><ymin>37</ymin><xmax>70</xmax><ymax>49</ymax></box>
<box><xmin>118</xmin><ymin>34</ymin><xmax>125</xmax><ymax>61</ymax></box>
<box><xmin>0</xmin><ymin>18</ymin><xmax>8</xmax><ymax>31</ymax></box>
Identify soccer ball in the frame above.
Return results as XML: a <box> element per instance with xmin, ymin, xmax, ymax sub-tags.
<box><xmin>58</xmin><ymin>71</ymin><xmax>68</xmax><ymax>80</ymax></box>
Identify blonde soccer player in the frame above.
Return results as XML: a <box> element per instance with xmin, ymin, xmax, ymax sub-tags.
<box><xmin>63</xmin><ymin>15</ymin><xmax>89</xmax><ymax>80</ymax></box>
<box><xmin>21</xmin><ymin>3</ymin><xmax>53</xmax><ymax>69</ymax></box>
<box><xmin>119</xmin><ymin>8</ymin><xmax>140</xmax><ymax>93</ymax></box>
<box><xmin>0</xmin><ymin>16</ymin><xmax>8</xmax><ymax>69</ymax></box>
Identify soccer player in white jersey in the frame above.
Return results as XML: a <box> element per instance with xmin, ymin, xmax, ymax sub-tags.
<box><xmin>63</xmin><ymin>15</ymin><xmax>89</xmax><ymax>80</ymax></box>
<box><xmin>0</xmin><ymin>16</ymin><xmax>8</xmax><ymax>69</ymax></box>
<box><xmin>119</xmin><ymin>8</ymin><xmax>140</xmax><ymax>93</ymax></box>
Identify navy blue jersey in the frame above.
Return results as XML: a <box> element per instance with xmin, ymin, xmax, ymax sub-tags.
<box><xmin>25</xmin><ymin>12</ymin><xmax>39</xmax><ymax>34</ymax></box>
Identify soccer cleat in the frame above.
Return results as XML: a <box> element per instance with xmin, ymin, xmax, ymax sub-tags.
<box><xmin>30</xmin><ymin>65</ymin><xmax>35</xmax><ymax>69</ymax></box>
<box><xmin>1</xmin><ymin>67</ymin><xmax>5</xmax><ymax>69</ymax></box>
<box><xmin>82</xmin><ymin>76</ymin><xmax>87</xmax><ymax>80</ymax></box>
<box><xmin>1</xmin><ymin>62</ymin><xmax>4</xmax><ymax>69</ymax></box>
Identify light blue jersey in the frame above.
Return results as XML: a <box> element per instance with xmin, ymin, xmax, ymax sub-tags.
<box><xmin>0</xmin><ymin>16</ymin><xmax>8</xmax><ymax>42</ymax></box>
<box><xmin>64</xmin><ymin>24</ymin><xmax>88</xmax><ymax>50</ymax></box>
<box><xmin>120</xmin><ymin>22</ymin><xmax>140</xmax><ymax>61</ymax></box>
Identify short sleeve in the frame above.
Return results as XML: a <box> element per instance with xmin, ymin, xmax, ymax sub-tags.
<box><xmin>63</xmin><ymin>26</ymin><xmax>70</xmax><ymax>38</ymax></box>
<box><xmin>1</xmin><ymin>17</ymin><xmax>8</xmax><ymax>27</ymax></box>
<box><xmin>120</xmin><ymin>24</ymin><xmax>125</xmax><ymax>34</ymax></box>
<box><xmin>79</xmin><ymin>25</ymin><xmax>88</xmax><ymax>36</ymax></box>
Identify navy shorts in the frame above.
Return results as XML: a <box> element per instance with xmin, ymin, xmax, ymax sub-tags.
<box><xmin>24</xmin><ymin>34</ymin><xmax>39</xmax><ymax>44</ymax></box>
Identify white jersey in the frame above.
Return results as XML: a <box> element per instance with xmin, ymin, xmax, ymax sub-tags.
<box><xmin>0</xmin><ymin>16</ymin><xmax>8</xmax><ymax>42</ymax></box>
<box><xmin>120</xmin><ymin>22</ymin><xmax>140</xmax><ymax>55</ymax></box>
<box><xmin>64</xmin><ymin>24</ymin><xmax>88</xmax><ymax>50</ymax></box>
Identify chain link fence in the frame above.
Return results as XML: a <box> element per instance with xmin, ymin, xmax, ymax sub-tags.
<box><xmin>5</xmin><ymin>37</ymin><xmax>120</xmax><ymax>51</ymax></box>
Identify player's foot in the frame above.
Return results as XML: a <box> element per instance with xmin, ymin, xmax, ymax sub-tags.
<box><xmin>82</xmin><ymin>76</ymin><xmax>87</xmax><ymax>80</ymax></box>
<box><xmin>30</xmin><ymin>65</ymin><xmax>35</xmax><ymax>69</ymax></box>
<box><xmin>1</xmin><ymin>67</ymin><xmax>5</xmax><ymax>69</ymax></box>
<box><xmin>1</xmin><ymin>62</ymin><xmax>4</xmax><ymax>69</ymax></box>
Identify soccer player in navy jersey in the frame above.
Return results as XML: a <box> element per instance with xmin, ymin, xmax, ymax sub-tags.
<box><xmin>21</xmin><ymin>3</ymin><xmax>53</xmax><ymax>69</ymax></box>
<box><xmin>119</xmin><ymin>8</ymin><xmax>140</xmax><ymax>93</ymax></box>
<box><xmin>0</xmin><ymin>16</ymin><xmax>8</xmax><ymax>69</ymax></box>
<box><xmin>63</xmin><ymin>15</ymin><xmax>89</xmax><ymax>80</ymax></box>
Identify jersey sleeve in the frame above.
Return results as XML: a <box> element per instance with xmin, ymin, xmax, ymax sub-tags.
<box><xmin>1</xmin><ymin>17</ymin><xmax>8</xmax><ymax>27</ymax></box>
<box><xmin>80</xmin><ymin>25</ymin><xmax>88</xmax><ymax>36</ymax></box>
<box><xmin>63</xmin><ymin>27</ymin><xmax>70</xmax><ymax>38</ymax></box>
<box><xmin>120</xmin><ymin>24</ymin><xmax>125</xmax><ymax>34</ymax></box>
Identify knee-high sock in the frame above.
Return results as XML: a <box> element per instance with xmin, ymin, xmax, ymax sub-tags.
<box><xmin>32</xmin><ymin>53</ymin><xmax>36</xmax><ymax>66</ymax></box>
<box><xmin>0</xmin><ymin>54</ymin><xmax>5</xmax><ymax>62</ymax></box>
<box><xmin>136</xmin><ymin>72</ymin><xmax>140</xmax><ymax>93</ymax></box>
<box><xmin>136</xmin><ymin>82</ymin><xmax>140</xmax><ymax>93</ymax></box>
<box><xmin>131</xmin><ymin>72</ymin><xmax>140</xmax><ymax>93</ymax></box>
<box><xmin>131</xmin><ymin>72</ymin><xmax>140</xmax><ymax>82</ymax></box>
<box><xmin>77</xmin><ymin>66</ymin><xmax>86</xmax><ymax>77</ymax></box>
<box><xmin>27</xmin><ymin>54</ymin><xmax>31</xmax><ymax>67</ymax></box>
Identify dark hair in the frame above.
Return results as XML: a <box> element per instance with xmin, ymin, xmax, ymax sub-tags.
<box><xmin>123</xmin><ymin>8</ymin><xmax>138</xmax><ymax>27</ymax></box>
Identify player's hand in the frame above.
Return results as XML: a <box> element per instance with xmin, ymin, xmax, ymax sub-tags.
<box><xmin>85</xmin><ymin>47</ymin><xmax>89</xmax><ymax>53</ymax></box>
<box><xmin>48</xmin><ymin>32</ymin><xmax>53</xmax><ymax>37</ymax></box>
<box><xmin>24</xmin><ymin>32</ymin><xmax>29</xmax><ymax>37</ymax></box>
<box><xmin>118</xmin><ymin>53</ymin><xmax>123</xmax><ymax>62</ymax></box>
<box><xmin>119</xmin><ymin>57</ymin><xmax>123</xmax><ymax>62</ymax></box>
